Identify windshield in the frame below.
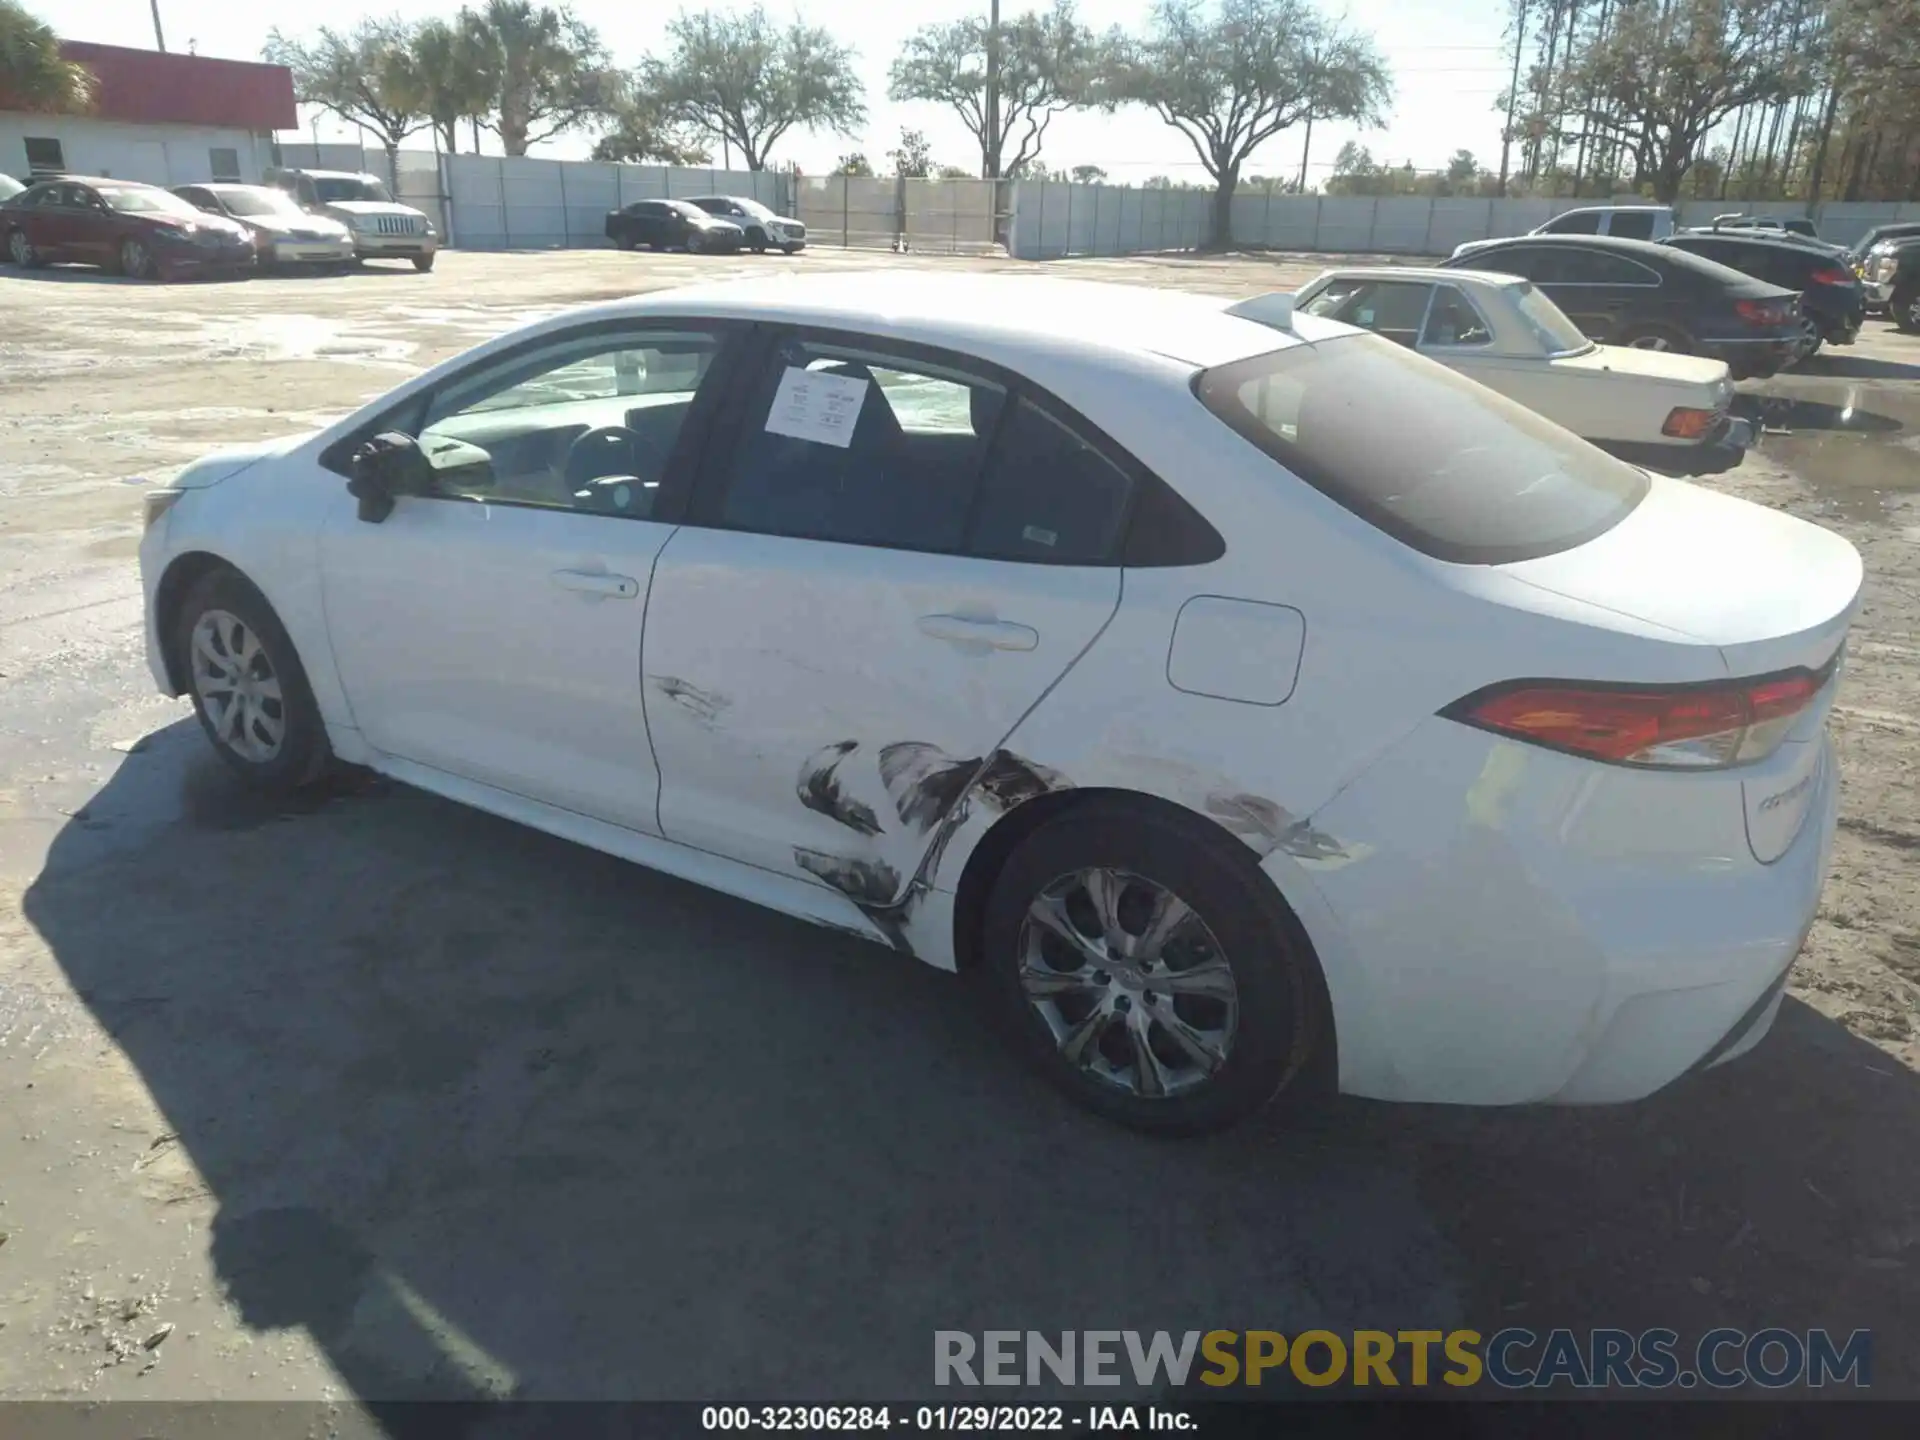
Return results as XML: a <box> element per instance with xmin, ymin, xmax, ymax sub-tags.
<box><xmin>217</xmin><ymin>188</ymin><xmax>303</xmax><ymax>218</ymax></box>
<box><xmin>668</xmin><ymin>201</ymin><xmax>709</xmax><ymax>220</ymax></box>
<box><xmin>313</xmin><ymin>177</ymin><xmax>394</xmax><ymax>204</ymax></box>
<box><xmin>100</xmin><ymin>186</ymin><xmax>202</xmax><ymax>217</ymax></box>
<box><xmin>1194</xmin><ymin>333</ymin><xmax>1647</xmax><ymax>566</ymax></box>
<box><xmin>1512</xmin><ymin>283</ymin><xmax>1594</xmax><ymax>356</ymax></box>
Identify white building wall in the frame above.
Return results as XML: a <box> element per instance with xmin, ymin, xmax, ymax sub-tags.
<box><xmin>0</xmin><ymin>115</ymin><xmax>274</xmax><ymax>187</ymax></box>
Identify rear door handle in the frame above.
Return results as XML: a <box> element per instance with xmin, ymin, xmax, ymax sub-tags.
<box><xmin>916</xmin><ymin>614</ymin><xmax>1039</xmax><ymax>651</ymax></box>
<box><xmin>550</xmin><ymin>569</ymin><xmax>640</xmax><ymax>599</ymax></box>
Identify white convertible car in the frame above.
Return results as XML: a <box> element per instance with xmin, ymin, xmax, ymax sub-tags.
<box><xmin>1287</xmin><ymin>267</ymin><xmax>1755</xmax><ymax>464</ymax></box>
<box><xmin>140</xmin><ymin>273</ymin><xmax>1856</xmax><ymax>1134</ymax></box>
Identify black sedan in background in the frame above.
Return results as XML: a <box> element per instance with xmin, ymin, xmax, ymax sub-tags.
<box><xmin>604</xmin><ymin>199</ymin><xmax>744</xmax><ymax>253</ymax></box>
<box><xmin>1663</xmin><ymin>230</ymin><xmax>1865</xmax><ymax>358</ymax></box>
<box><xmin>1441</xmin><ymin>235</ymin><xmax>1802</xmax><ymax>380</ymax></box>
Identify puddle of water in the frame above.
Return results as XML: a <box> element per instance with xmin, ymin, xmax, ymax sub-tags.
<box><xmin>1738</xmin><ymin>383</ymin><xmax>1920</xmax><ymax>520</ymax></box>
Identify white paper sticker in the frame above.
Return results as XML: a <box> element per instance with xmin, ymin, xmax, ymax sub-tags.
<box><xmin>765</xmin><ymin>366</ymin><xmax>868</xmax><ymax>448</ymax></box>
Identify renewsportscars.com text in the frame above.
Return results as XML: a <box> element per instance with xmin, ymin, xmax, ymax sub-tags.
<box><xmin>934</xmin><ymin>1328</ymin><xmax>1872</xmax><ymax>1390</ymax></box>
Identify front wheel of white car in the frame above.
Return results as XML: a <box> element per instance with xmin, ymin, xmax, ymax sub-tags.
<box><xmin>175</xmin><ymin>569</ymin><xmax>330</xmax><ymax>793</ymax></box>
<box><xmin>978</xmin><ymin>801</ymin><xmax>1329</xmax><ymax>1135</ymax></box>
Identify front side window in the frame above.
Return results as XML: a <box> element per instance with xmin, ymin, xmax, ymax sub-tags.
<box><xmin>413</xmin><ymin>329</ymin><xmax>723</xmax><ymax>517</ymax></box>
<box><xmin>1543</xmin><ymin>210</ymin><xmax>1601</xmax><ymax>234</ymax></box>
<box><xmin>715</xmin><ymin>339</ymin><xmax>1006</xmax><ymax>552</ymax></box>
<box><xmin>1195</xmin><ymin>334</ymin><xmax>1648</xmax><ymax>566</ymax></box>
<box><xmin>313</xmin><ymin>177</ymin><xmax>394</xmax><ymax>204</ymax></box>
<box><xmin>1419</xmin><ymin>286</ymin><xmax>1492</xmax><ymax>347</ymax></box>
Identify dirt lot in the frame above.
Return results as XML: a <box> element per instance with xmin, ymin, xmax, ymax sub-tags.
<box><xmin>1</xmin><ymin>248</ymin><xmax>1917</xmax><ymax>1407</ymax></box>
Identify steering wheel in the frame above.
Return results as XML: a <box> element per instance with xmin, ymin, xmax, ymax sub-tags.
<box><xmin>564</xmin><ymin>426</ymin><xmax>670</xmax><ymax>514</ymax></box>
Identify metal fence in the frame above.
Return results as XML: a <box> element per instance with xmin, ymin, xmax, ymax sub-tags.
<box><xmin>792</xmin><ymin>175</ymin><xmax>1004</xmax><ymax>254</ymax></box>
<box><xmin>443</xmin><ymin>154</ymin><xmax>786</xmax><ymax>250</ymax></box>
<box><xmin>1008</xmin><ymin>180</ymin><xmax>1920</xmax><ymax>259</ymax></box>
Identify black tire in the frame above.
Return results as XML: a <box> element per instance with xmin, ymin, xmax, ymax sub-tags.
<box><xmin>781</xmin><ymin>244</ymin><xmax>803</xmax><ymax>255</ymax></box>
<box><xmin>1617</xmin><ymin>322</ymin><xmax>1693</xmax><ymax>354</ymax></box>
<box><xmin>173</xmin><ymin>568</ymin><xmax>331</xmax><ymax>794</ymax></box>
<box><xmin>1895</xmin><ymin>289</ymin><xmax>1920</xmax><ymax>335</ymax></box>
<box><xmin>977</xmin><ymin>800</ymin><xmax>1328</xmax><ymax>1136</ymax></box>
<box><xmin>615</xmin><ymin>233</ymin><xmax>637</xmax><ymax>251</ymax></box>
<box><xmin>6</xmin><ymin>227</ymin><xmax>41</xmax><ymax>268</ymax></box>
<box><xmin>748</xmin><ymin>228</ymin><xmax>768</xmax><ymax>253</ymax></box>
<box><xmin>412</xmin><ymin>254</ymin><xmax>435</xmax><ymax>272</ymax></box>
<box><xmin>119</xmin><ymin>237</ymin><xmax>159</xmax><ymax>280</ymax></box>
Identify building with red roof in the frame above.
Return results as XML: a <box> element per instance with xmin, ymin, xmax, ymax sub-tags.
<box><xmin>1</xmin><ymin>41</ymin><xmax>296</xmax><ymax>188</ymax></box>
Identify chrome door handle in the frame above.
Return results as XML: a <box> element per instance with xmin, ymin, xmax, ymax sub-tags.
<box><xmin>916</xmin><ymin>614</ymin><xmax>1039</xmax><ymax>651</ymax></box>
<box><xmin>550</xmin><ymin>569</ymin><xmax>639</xmax><ymax>599</ymax></box>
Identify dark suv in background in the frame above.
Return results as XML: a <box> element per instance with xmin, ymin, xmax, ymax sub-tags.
<box><xmin>1663</xmin><ymin>230</ymin><xmax>1864</xmax><ymax>358</ymax></box>
<box><xmin>1865</xmin><ymin>236</ymin><xmax>1920</xmax><ymax>332</ymax></box>
<box><xmin>1441</xmin><ymin>234</ymin><xmax>1802</xmax><ymax>379</ymax></box>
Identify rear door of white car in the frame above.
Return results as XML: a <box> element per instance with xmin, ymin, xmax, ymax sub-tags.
<box><xmin>641</xmin><ymin>327</ymin><xmax>1133</xmax><ymax>903</ymax></box>
<box><xmin>318</xmin><ymin>320</ymin><xmax>747</xmax><ymax>833</ymax></box>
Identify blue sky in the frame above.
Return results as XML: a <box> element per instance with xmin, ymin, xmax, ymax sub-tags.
<box><xmin>52</xmin><ymin>0</ymin><xmax>1521</xmax><ymax>182</ymax></box>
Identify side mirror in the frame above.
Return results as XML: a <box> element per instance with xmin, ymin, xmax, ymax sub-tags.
<box><xmin>347</xmin><ymin>432</ymin><xmax>434</xmax><ymax>523</ymax></box>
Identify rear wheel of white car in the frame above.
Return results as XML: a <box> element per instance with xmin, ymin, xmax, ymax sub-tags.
<box><xmin>1620</xmin><ymin>323</ymin><xmax>1691</xmax><ymax>354</ymax></box>
<box><xmin>175</xmin><ymin>569</ymin><xmax>330</xmax><ymax>794</ymax></box>
<box><xmin>978</xmin><ymin>801</ymin><xmax>1328</xmax><ymax>1135</ymax></box>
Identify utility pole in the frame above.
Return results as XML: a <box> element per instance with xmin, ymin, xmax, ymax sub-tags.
<box><xmin>1497</xmin><ymin>0</ymin><xmax>1528</xmax><ymax>196</ymax></box>
<box><xmin>985</xmin><ymin>0</ymin><xmax>1002</xmax><ymax>179</ymax></box>
<box><xmin>150</xmin><ymin>0</ymin><xmax>168</xmax><ymax>51</ymax></box>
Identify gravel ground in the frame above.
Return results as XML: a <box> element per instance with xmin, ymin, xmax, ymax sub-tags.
<box><xmin>0</xmin><ymin>247</ymin><xmax>1916</xmax><ymax>1406</ymax></box>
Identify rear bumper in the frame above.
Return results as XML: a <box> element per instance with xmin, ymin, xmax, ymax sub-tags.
<box><xmin>1704</xmin><ymin>337</ymin><xmax>1794</xmax><ymax>379</ymax></box>
<box><xmin>1275</xmin><ymin>718</ymin><xmax>1837</xmax><ymax>1106</ymax></box>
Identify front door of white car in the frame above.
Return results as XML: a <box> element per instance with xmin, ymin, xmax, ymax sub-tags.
<box><xmin>319</xmin><ymin>323</ymin><xmax>736</xmax><ymax>834</ymax></box>
<box><xmin>641</xmin><ymin>330</ymin><xmax>1129</xmax><ymax>902</ymax></box>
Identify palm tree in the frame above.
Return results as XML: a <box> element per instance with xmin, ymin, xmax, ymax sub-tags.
<box><xmin>0</xmin><ymin>0</ymin><xmax>95</xmax><ymax>113</ymax></box>
<box><xmin>404</xmin><ymin>14</ymin><xmax>498</xmax><ymax>154</ymax></box>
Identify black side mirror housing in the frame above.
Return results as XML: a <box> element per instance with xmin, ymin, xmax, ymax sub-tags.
<box><xmin>347</xmin><ymin>432</ymin><xmax>434</xmax><ymax>523</ymax></box>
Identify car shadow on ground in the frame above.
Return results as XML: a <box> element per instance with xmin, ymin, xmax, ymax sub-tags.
<box><xmin>1</xmin><ymin>264</ymin><xmax>252</xmax><ymax>286</ymax></box>
<box><xmin>21</xmin><ymin>722</ymin><xmax>1920</xmax><ymax>1404</ymax></box>
<box><xmin>1800</xmin><ymin>351</ymin><xmax>1920</xmax><ymax>381</ymax></box>
<box><xmin>1735</xmin><ymin>393</ymin><xmax>1904</xmax><ymax>434</ymax></box>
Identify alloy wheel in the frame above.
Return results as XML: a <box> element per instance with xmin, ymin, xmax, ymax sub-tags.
<box><xmin>1628</xmin><ymin>333</ymin><xmax>1673</xmax><ymax>352</ymax></box>
<box><xmin>189</xmin><ymin>609</ymin><xmax>286</xmax><ymax>764</ymax></box>
<box><xmin>1908</xmin><ymin>294</ymin><xmax>1920</xmax><ymax>331</ymax></box>
<box><xmin>1016</xmin><ymin>867</ymin><xmax>1239</xmax><ymax>1100</ymax></box>
<box><xmin>122</xmin><ymin>239</ymin><xmax>150</xmax><ymax>279</ymax></box>
<box><xmin>1796</xmin><ymin>316</ymin><xmax>1821</xmax><ymax>355</ymax></box>
<box><xmin>8</xmin><ymin>230</ymin><xmax>29</xmax><ymax>264</ymax></box>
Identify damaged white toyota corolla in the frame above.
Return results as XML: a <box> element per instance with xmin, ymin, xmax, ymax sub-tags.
<box><xmin>139</xmin><ymin>272</ymin><xmax>1860</xmax><ymax>1134</ymax></box>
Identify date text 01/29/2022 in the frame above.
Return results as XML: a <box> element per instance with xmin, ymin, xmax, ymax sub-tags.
<box><xmin>701</xmin><ymin>1406</ymin><xmax>1192</xmax><ymax>1432</ymax></box>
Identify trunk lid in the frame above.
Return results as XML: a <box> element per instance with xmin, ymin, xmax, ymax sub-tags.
<box><xmin>1553</xmin><ymin>345</ymin><xmax>1732</xmax><ymax>392</ymax></box>
<box><xmin>1500</xmin><ymin>475</ymin><xmax>1862</xmax><ymax>678</ymax></box>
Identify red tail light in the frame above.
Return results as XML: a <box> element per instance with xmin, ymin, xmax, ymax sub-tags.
<box><xmin>1445</xmin><ymin>663</ymin><xmax>1835</xmax><ymax>769</ymax></box>
<box><xmin>1809</xmin><ymin>266</ymin><xmax>1853</xmax><ymax>286</ymax></box>
<box><xmin>1734</xmin><ymin>298</ymin><xmax>1793</xmax><ymax>325</ymax></box>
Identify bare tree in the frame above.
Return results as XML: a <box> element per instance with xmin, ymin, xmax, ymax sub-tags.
<box><xmin>264</xmin><ymin>20</ymin><xmax>427</xmax><ymax>187</ymax></box>
<box><xmin>641</xmin><ymin>5</ymin><xmax>866</xmax><ymax>171</ymax></box>
<box><xmin>1110</xmin><ymin>0</ymin><xmax>1391</xmax><ymax>246</ymax></box>
<box><xmin>888</xmin><ymin>2</ymin><xmax>1106</xmax><ymax>179</ymax></box>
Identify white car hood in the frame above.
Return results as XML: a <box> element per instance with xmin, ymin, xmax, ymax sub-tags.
<box><xmin>171</xmin><ymin>433</ymin><xmax>309</xmax><ymax>489</ymax></box>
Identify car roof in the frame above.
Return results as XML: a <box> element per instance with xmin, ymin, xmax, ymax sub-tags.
<box><xmin>1305</xmin><ymin>265</ymin><xmax>1529</xmax><ymax>288</ymax></box>
<box><xmin>199</xmin><ymin>182</ymin><xmax>276</xmax><ymax>193</ymax></box>
<box><xmin>1670</xmin><ymin>230</ymin><xmax>1817</xmax><ymax>252</ymax></box>
<box><xmin>686</xmin><ymin>194</ymin><xmax>757</xmax><ymax>203</ymax></box>
<box><xmin>284</xmin><ymin>169</ymin><xmax>378</xmax><ymax>182</ymax></box>
<box><xmin>1483</xmin><ymin>233</ymin><xmax>1677</xmax><ymax>258</ymax></box>
<box><xmin>1552</xmin><ymin>203</ymin><xmax>1669</xmax><ymax>213</ymax></box>
<box><xmin>46</xmin><ymin>176</ymin><xmax>153</xmax><ymax>189</ymax></box>
<box><xmin>617</xmin><ymin>271</ymin><xmax>1330</xmax><ymax>368</ymax></box>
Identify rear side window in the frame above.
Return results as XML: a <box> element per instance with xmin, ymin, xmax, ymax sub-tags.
<box><xmin>1194</xmin><ymin>334</ymin><xmax>1649</xmax><ymax>566</ymax></box>
<box><xmin>1564</xmin><ymin>249</ymin><xmax>1661</xmax><ymax>285</ymax></box>
<box><xmin>1607</xmin><ymin>211</ymin><xmax>1657</xmax><ymax>240</ymax></box>
<box><xmin>968</xmin><ymin>398</ymin><xmax>1132</xmax><ymax>563</ymax></box>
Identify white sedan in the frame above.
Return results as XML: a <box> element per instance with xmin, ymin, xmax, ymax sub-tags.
<box><xmin>1288</xmin><ymin>266</ymin><xmax>1755</xmax><ymax>463</ymax></box>
<box><xmin>139</xmin><ymin>273</ymin><xmax>1858</xmax><ymax>1134</ymax></box>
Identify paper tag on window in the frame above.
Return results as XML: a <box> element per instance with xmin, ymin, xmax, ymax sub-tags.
<box><xmin>765</xmin><ymin>365</ymin><xmax>867</xmax><ymax>448</ymax></box>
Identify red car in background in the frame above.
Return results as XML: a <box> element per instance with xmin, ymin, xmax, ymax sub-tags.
<box><xmin>1</xmin><ymin>176</ymin><xmax>256</xmax><ymax>281</ymax></box>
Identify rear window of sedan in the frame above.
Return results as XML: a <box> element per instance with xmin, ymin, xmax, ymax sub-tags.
<box><xmin>1195</xmin><ymin>332</ymin><xmax>1649</xmax><ymax>565</ymax></box>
